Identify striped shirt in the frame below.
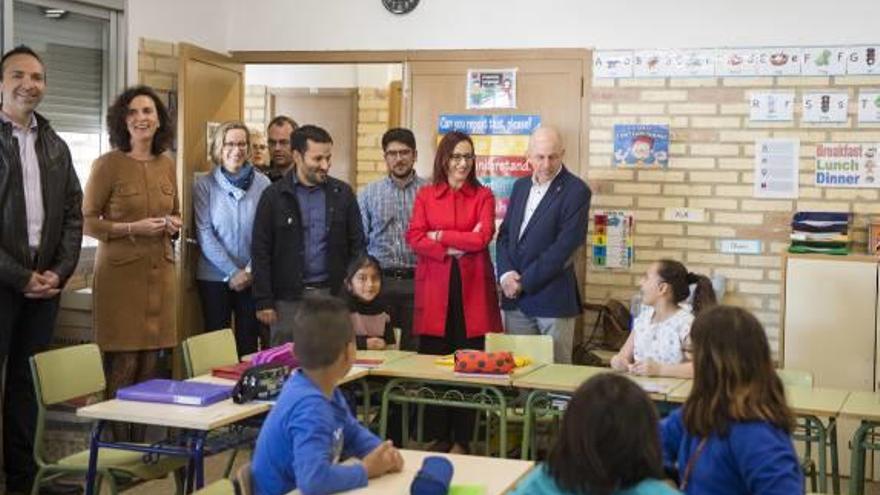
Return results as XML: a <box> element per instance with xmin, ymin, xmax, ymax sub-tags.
<box><xmin>1</xmin><ymin>112</ymin><xmax>43</xmax><ymax>248</ymax></box>
<box><xmin>358</xmin><ymin>173</ymin><xmax>427</xmax><ymax>270</ymax></box>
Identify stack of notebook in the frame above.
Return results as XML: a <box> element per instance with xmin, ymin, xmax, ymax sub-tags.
<box><xmin>788</xmin><ymin>212</ymin><xmax>851</xmax><ymax>255</ymax></box>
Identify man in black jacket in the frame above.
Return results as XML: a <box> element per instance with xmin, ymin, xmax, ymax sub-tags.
<box><xmin>252</xmin><ymin>125</ymin><xmax>364</xmax><ymax>342</ymax></box>
<box><xmin>0</xmin><ymin>45</ymin><xmax>82</xmax><ymax>493</ymax></box>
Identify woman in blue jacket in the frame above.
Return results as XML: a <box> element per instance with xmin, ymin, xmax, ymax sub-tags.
<box><xmin>661</xmin><ymin>305</ymin><xmax>803</xmax><ymax>494</ymax></box>
<box><xmin>194</xmin><ymin>121</ymin><xmax>270</xmax><ymax>356</ymax></box>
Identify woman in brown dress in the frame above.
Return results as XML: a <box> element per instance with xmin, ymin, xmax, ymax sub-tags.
<box><xmin>82</xmin><ymin>85</ymin><xmax>180</xmax><ymax>441</ymax></box>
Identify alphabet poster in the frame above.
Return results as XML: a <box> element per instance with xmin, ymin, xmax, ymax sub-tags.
<box><xmin>802</xmin><ymin>92</ymin><xmax>849</xmax><ymax>123</ymax></box>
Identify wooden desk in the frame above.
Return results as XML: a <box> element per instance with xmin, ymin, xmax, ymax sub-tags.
<box><xmin>512</xmin><ymin>364</ymin><xmax>684</xmax><ymax>401</ymax></box>
<box><xmin>512</xmin><ymin>364</ymin><xmax>683</xmax><ymax>461</ymax></box>
<box><xmin>77</xmin><ymin>397</ymin><xmax>269</xmax><ymax>431</ymax></box>
<box><xmin>78</xmin><ymin>394</ymin><xmax>269</xmax><ymax>494</ymax></box>
<box><xmin>370</xmin><ymin>354</ymin><xmax>544</xmax><ymax>387</ymax></box>
<box><xmin>372</xmin><ymin>354</ymin><xmax>545</xmax><ymax>458</ymax></box>
<box><xmin>357</xmin><ymin>349</ymin><xmax>415</xmax><ymax>365</ymax></box>
<box><xmin>287</xmin><ymin>449</ymin><xmax>534</xmax><ymax>495</ymax></box>
<box><xmin>841</xmin><ymin>392</ymin><xmax>880</xmax><ymax>495</ymax></box>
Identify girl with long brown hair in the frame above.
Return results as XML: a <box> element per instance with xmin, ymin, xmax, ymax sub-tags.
<box><xmin>661</xmin><ymin>305</ymin><xmax>802</xmax><ymax>494</ymax></box>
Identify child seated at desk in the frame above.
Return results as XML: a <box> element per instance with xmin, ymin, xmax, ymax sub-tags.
<box><xmin>511</xmin><ymin>373</ymin><xmax>680</xmax><ymax>495</ymax></box>
<box><xmin>251</xmin><ymin>295</ymin><xmax>404</xmax><ymax>495</ymax></box>
<box><xmin>610</xmin><ymin>259</ymin><xmax>716</xmax><ymax>378</ymax></box>
<box><xmin>343</xmin><ymin>254</ymin><xmax>396</xmax><ymax>351</ymax></box>
<box><xmin>660</xmin><ymin>306</ymin><xmax>802</xmax><ymax>494</ymax></box>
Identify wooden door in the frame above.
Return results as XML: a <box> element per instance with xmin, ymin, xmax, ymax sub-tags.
<box><xmin>176</xmin><ymin>43</ymin><xmax>244</xmax><ymax>347</ymax></box>
<box><xmin>404</xmin><ymin>50</ymin><xmax>590</xmax><ymax>179</ymax></box>
<box><xmin>270</xmin><ymin>88</ymin><xmax>357</xmax><ymax>185</ymax></box>
<box><xmin>403</xmin><ymin>49</ymin><xmax>591</xmax><ymax>348</ymax></box>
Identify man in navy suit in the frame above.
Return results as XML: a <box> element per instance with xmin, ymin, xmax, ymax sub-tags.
<box><xmin>496</xmin><ymin>127</ymin><xmax>591</xmax><ymax>363</ymax></box>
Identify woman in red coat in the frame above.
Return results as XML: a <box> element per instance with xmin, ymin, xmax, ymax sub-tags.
<box><xmin>406</xmin><ymin>130</ymin><xmax>502</xmax><ymax>453</ymax></box>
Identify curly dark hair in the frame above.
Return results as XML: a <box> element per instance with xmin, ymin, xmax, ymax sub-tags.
<box><xmin>107</xmin><ymin>85</ymin><xmax>174</xmax><ymax>156</ymax></box>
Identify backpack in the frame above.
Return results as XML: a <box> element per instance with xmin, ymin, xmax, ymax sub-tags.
<box><xmin>573</xmin><ymin>299</ymin><xmax>632</xmax><ymax>366</ymax></box>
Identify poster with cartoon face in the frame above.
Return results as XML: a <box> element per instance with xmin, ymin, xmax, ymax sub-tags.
<box><xmin>612</xmin><ymin>124</ymin><xmax>670</xmax><ymax>168</ymax></box>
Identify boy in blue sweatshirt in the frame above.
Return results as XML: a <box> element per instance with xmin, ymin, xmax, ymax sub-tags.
<box><xmin>251</xmin><ymin>295</ymin><xmax>404</xmax><ymax>495</ymax></box>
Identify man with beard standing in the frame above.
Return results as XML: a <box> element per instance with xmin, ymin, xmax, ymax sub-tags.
<box><xmin>358</xmin><ymin>128</ymin><xmax>427</xmax><ymax>350</ymax></box>
<box><xmin>252</xmin><ymin>125</ymin><xmax>364</xmax><ymax>340</ymax></box>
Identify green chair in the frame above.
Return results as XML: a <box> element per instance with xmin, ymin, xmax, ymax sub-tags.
<box><xmin>475</xmin><ymin>334</ymin><xmax>554</xmax><ymax>455</ymax></box>
<box><xmin>191</xmin><ymin>478</ymin><xmax>236</xmax><ymax>495</ymax></box>
<box><xmin>182</xmin><ymin>328</ymin><xmax>240</xmax><ymax>378</ymax></box>
<box><xmin>29</xmin><ymin>344</ymin><xmax>186</xmax><ymax>495</ymax></box>
<box><xmin>181</xmin><ymin>329</ymin><xmax>245</xmax><ymax>478</ymax></box>
<box><xmin>778</xmin><ymin>368</ymin><xmax>831</xmax><ymax>494</ymax></box>
<box><xmin>485</xmin><ymin>333</ymin><xmax>554</xmax><ymax>365</ymax></box>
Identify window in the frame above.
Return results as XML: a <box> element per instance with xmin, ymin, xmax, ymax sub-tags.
<box><xmin>3</xmin><ymin>0</ymin><xmax>125</xmax><ymax>248</ymax></box>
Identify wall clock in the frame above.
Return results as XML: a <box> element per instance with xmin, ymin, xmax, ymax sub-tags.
<box><xmin>382</xmin><ymin>0</ymin><xmax>419</xmax><ymax>15</ymax></box>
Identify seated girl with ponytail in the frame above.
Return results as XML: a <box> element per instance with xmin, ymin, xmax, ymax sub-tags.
<box><xmin>610</xmin><ymin>259</ymin><xmax>716</xmax><ymax>378</ymax></box>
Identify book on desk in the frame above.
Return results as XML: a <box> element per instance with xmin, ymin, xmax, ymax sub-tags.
<box><xmin>116</xmin><ymin>379</ymin><xmax>233</xmax><ymax>406</ymax></box>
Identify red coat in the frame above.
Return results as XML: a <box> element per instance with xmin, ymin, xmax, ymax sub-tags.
<box><xmin>406</xmin><ymin>182</ymin><xmax>503</xmax><ymax>339</ymax></box>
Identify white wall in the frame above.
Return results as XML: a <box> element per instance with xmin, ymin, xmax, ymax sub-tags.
<box><xmin>246</xmin><ymin>64</ymin><xmax>401</xmax><ymax>89</ymax></box>
<box><xmin>125</xmin><ymin>0</ymin><xmax>230</xmax><ymax>84</ymax></box>
<box><xmin>224</xmin><ymin>0</ymin><xmax>880</xmax><ymax>52</ymax></box>
<box><xmin>125</xmin><ymin>0</ymin><xmax>880</xmax><ymax>84</ymax></box>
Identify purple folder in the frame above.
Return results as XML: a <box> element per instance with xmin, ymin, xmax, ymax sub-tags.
<box><xmin>116</xmin><ymin>379</ymin><xmax>233</xmax><ymax>407</ymax></box>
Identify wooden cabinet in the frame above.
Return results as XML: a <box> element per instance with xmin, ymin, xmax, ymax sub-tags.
<box><xmin>782</xmin><ymin>253</ymin><xmax>880</xmax><ymax>479</ymax></box>
<box><xmin>782</xmin><ymin>253</ymin><xmax>878</xmax><ymax>391</ymax></box>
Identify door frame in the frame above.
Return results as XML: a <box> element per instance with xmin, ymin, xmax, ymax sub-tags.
<box><xmin>268</xmin><ymin>87</ymin><xmax>359</xmax><ymax>186</ymax></box>
<box><xmin>231</xmin><ymin>48</ymin><xmax>592</xmax><ymax>176</ymax></box>
<box><xmin>176</xmin><ymin>42</ymin><xmax>245</xmax><ymax>355</ymax></box>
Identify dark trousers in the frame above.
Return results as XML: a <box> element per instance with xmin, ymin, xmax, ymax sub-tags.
<box><xmin>382</xmin><ymin>277</ymin><xmax>417</xmax><ymax>351</ymax></box>
<box><xmin>0</xmin><ymin>286</ymin><xmax>60</xmax><ymax>491</ymax></box>
<box><xmin>197</xmin><ymin>281</ymin><xmax>262</xmax><ymax>357</ymax></box>
<box><xmin>418</xmin><ymin>260</ymin><xmax>484</xmax><ymax>448</ymax></box>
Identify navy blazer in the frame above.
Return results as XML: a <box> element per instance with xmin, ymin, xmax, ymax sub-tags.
<box><xmin>495</xmin><ymin>166</ymin><xmax>591</xmax><ymax>318</ymax></box>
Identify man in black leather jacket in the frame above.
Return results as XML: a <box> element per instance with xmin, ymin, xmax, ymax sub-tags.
<box><xmin>0</xmin><ymin>45</ymin><xmax>82</xmax><ymax>494</ymax></box>
<box><xmin>251</xmin><ymin>125</ymin><xmax>364</xmax><ymax>343</ymax></box>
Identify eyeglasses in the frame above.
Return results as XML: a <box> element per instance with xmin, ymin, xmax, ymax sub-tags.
<box><xmin>252</xmin><ymin>144</ymin><xmax>268</xmax><ymax>150</ymax></box>
<box><xmin>223</xmin><ymin>142</ymin><xmax>248</xmax><ymax>149</ymax></box>
<box><xmin>384</xmin><ymin>149</ymin><xmax>413</xmax><ymax>159</ymax></box>
<box><xmin>449</xmin><ymin>153</ymin><xmax>475</xmax><ymax>162</ymax></box>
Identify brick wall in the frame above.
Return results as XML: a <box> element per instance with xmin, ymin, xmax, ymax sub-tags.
<box><xmin>585</xmin><ymin>74</ymin><xmax>880</xmax><ymax>350</ymax></box>
<box><xmin>245</xmin><ymin>85</ymin><xmax>269</xmax><ymax>131</ymax></box>
<box><xmin>355</xmin><ymin>87</ymin><xmax>391</xmax><ymax>189</ymax></box>
<box><xmin>138</xmin><ymin>38</ymin><xmax>178</xmax><ymax>106</ymax></box>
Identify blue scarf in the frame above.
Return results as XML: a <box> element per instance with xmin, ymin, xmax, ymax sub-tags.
<box><xmin>221</xmin><ymin>163</ymin><xmax>255</xmax><ymax>191</ymax></box>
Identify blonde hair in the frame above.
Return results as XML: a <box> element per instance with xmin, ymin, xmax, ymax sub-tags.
<box><xmin>209</xmin><ymin>121</ymin><xmax>250</xmax><ymax>165</ymax></box>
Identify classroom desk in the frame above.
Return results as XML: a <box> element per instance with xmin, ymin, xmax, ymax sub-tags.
<box><xmin>840</xmin><ymin>391</ymin><xmax>880</xmax><ymax>495</ymax></box>
<box><xmin>371</xmin><ymin>354</ymin><xmax>545</xmax><ymax>458</ymax></box>
<box><xmin>356</xmin><ymin>349</ymin><xmax>415</xmax><ymax>365</ymax></box>
<box><xmin>287</xmin><ymin>449</ymin><xmax>535</xmax><ymax>495</ymax></box>
<box><xmin>511</xmin><ymin>364</ymin><xmax>684</xmax><ymax>461</ymax></box>
<box><xmin>669</xmin><ymin>380</ymin><xmax>848</xmax><ymax>495</ymax></box>
<box><xmin>77</xmin><ymin>378</ymin><xmax>270</xmax><ymax>495</ymax></box>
